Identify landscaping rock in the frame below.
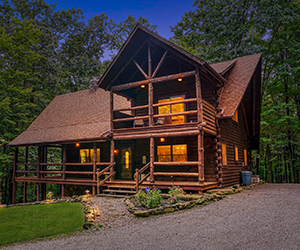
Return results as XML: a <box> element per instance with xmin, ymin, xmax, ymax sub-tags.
<box><xmin>134</xmin><ymin>210</ymin><xmax>150</xmax><ymax>217</ymax></box>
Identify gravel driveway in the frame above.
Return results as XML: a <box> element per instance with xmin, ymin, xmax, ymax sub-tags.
<box><xmin>4</xmin><ymin>184</ymin><xmax>300</xmax><ymax>250</ymax></box>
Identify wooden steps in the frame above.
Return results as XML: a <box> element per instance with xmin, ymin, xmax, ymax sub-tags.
<box><xmin>102</xmin><ymin>184</ymin><xmax>136</xmax><ymax>196</ymax></box>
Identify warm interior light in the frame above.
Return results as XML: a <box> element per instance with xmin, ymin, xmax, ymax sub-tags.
<box><xmin>76</xmin><ymin>143</ymin><xmax>80</xmax><ymax>147</ymax></box>
<box><xmin>141</xmin><ymin>84</ymin><xmax>145</xmax><ymax>88</ymax></box>
<box><xmin>160</xmin><ymin>138</ymin><xmax>165</xmax><ymax>142</ymax></box>
<box><xmin>177</xmin><ymin>78</ymin><xmax>183</xmax><ymax>82</ymax></box>
<box><xmin>114</xmin><ymin>149</ymin><xmax>119</xmax><ymax>154</ymax></box>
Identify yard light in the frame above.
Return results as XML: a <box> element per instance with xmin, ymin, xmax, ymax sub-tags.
<box><xmin>48</xmin><ymin>191</ymin><xmax>53</xmax><ymax>200</ymax></box>
<box><xmin>85</xmin><ymin>190</ymin><xmax>90</xmax><ymax>196</ymax></box>
<box><xmin>91</xmin><ymin>206</ymin><xmax>95</xmax><ymax>220</ymax></box>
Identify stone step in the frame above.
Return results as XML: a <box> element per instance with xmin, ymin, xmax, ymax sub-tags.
<box><xmin>103</xmin><ymin>189</ymin><xmax>136</xmax><ymax>195</ymax></box>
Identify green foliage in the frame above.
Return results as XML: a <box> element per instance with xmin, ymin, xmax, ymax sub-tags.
<box><xmin>0</xmin><ymin>203</ymin><xmax>84</xmax><ymax>246</ymax></box>
<box><xmin>167</xmin><ymin>186</ymin><xmax>185</xmax><ymax>204</ymax></box>
<box><xmin>135</xmin><ymin>188</ymin><xmax>162</xmax><ymax>208</ymax></box>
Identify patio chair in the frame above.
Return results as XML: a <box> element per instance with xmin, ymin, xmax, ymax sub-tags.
<box><xmin>155</xmin><ymin>117</ymin><xmax>165</xmax><ymax>126</ymax></box>
<box><xmin>134</xmin><ymin>119</ymin><xmax>144</xmax><ymax>127</ymax></box>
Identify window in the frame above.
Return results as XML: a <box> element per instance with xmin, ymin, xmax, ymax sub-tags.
<box><xmin>234</xmin><ymin>146</ymin><xmax>239</xmax><ymax>162</ymax></box>
<box><xmin>222</xmin><ymin>144</ymin><xmax>227</xmax><ymax>166</ymax></box>
<box><xmin>244</xmin><ymin>149</ymin><xmax>247</xmax><ymax>166</ymax></box>
<box><xmin>232</xmin><ymin>110</ymin><xmax>238</xmax><ymax>122</ymax></box>
<box><xmin>158</xmin><ymin>96</ymin><xmax>185</xmax><ymax>124</ymax></box>
<box><xmin>80</xmin><ymin>148</ymin><xmax>100</xmax><ymax>163</ymax></box>
<box><xmin>157</xmin><ymin>144</ymin><xmax>187</xmax><ymax>162</ymax></box>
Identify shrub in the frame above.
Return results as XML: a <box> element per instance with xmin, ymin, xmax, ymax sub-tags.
<box><xmin>135</xmin><ymin>188</ymin><xmax>162</xmax><ymax>208</ymax></box>
<box><xmin>167</xmin><ymin>186</ymin><xmax>185</xmax><ymax>204</ymax></box>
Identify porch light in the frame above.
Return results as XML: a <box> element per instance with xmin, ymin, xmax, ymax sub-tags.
<box><xmin>141</xmin><ymin>84</ymin><xmax>145</xmax><ymax>88</ymax></box>
<box><xmin>177</xmin><ymin>78</ymin><xmax>183</xmax><ymax>82</ymax></box>
<box><xmin>114</xmin><ymin>149</ymin><xmax>119</xmax><ymax>155</ymax></box>
<box><xmin>76</xmin><ymin>143</ymin><xmax>80</xmax><ymax>147</ymax></box>
<box><xmin>160</xmin><ymin>137</ymin><xmax>165</xmax><ymax>142</ymax></box>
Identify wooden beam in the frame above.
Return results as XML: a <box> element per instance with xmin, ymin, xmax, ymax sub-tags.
<box><xmin>93</xmin><ymin>142</ymin><xmax>97</xmax><ymax>182</ymax></box>
<box><xmin>154</xmin><ymin>161</ymin><xmax>198</xmax><ymax>166</ymax></box>
<box><xmin>110</xmin><ymin>90</ymin><xmax>114</xmax><ymax>130</ymax></box>
<box><xmin>114</xmin><ymin>130</ymin><xmax>201</xmax><ymax>140</ymax></box>
<box><xmin>111</xmin><ymin>70</ymin><xmax>195</xmax><ymax>91</ymax></box>
<box><xmin>133</xmin><ymin>59</ymin><xmax>148</xmax><ymax>79</ymax></box>
<box><xmin>62</xmin><ymin>145</ymin><xmax>66</xmax><ymax>180</ymax></box>
<box><xmin>110</xmin><ymin>140</ymin><xmax>115</xmax><ymax>181</ymax></box>
<box><xmin>12</xmin><ymin>147</ymin><xmax>18</xmax><ymax>204</ymax></box>
<box><xmin>105</xmin><ymin>41</ymin><xmax>146</xmax><ymax>89</ymax></box>
<box><xmin>113</xmin><ymin>104</ymin><xmax>148</xmax><ymax>112</ymax></box>
<box><xmin>36</xmin><ymin>183</ymin><xmax>40</xmax><ymax>201</ymax></box>
<box><xmin>113</xmin><ymin>115</ymin><xmax>149</xmax><ymax>123</ymax></box>
<box><xmin>153</xmin><ymin>110</ymin><xmax>197</xmax><ymax>118</ymax></box>
<box><xmin>153</xmin><ymin>172</ymin><xmax>198</xmax><ymax>177</ymax></box>
<box><xmin>148</xmin><ymin>44</ymin><xmax>153</xmax><ymax>126</ymax></box>
<box><xmin>23</xmin><ymin>146</ymin><xmax>28</xmax><ymax>203</ymax></box>
<box><xmin>152</xmin><ymin>50</ymin><xmax>167</xmax><ymax>78</ymax></box>
<box><xmin>150</xmin><ymin>137</ymin><xmax>154</xmax><ymax>183</ymax></box>
<box><xmin>61</xmin><ymin>184</ymin><xmax>65</xmax><ymax>197</ymax></box>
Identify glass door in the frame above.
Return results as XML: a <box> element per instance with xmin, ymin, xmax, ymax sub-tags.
<box><xmin>121</xmin><ymin>147</ymin><xmax>132</xmax><ymax>179</ymax></box>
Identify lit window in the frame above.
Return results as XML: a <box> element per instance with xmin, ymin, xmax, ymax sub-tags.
<box><xmin>80</xmin><ymin>148</ymin><xmax>100</xmax><ymax>163</ymax></box>
<box><xmin>158</xmin><ymin>96</ymin><xmax>185</xmax><ymax>124</ymax></box>
<box><xmin>222</xmin><ymin>144</ymin><xmax>227</xmax><ymax>166</ymax></box>
<box><xmin>157</xmin><ymin>144</ymin><xmax>187</xmax><ymax>162</ymax></box>
<box><xmin>244</xmin><ymin>149</ymin><xmax>247</xmax><ymax>166</ymax></box>
<box><xmin>235</xmin><ymin>146</ymin><xmax>238</xmax><ymax>162</ymax></box>
<box><xmin>232</xmin><ymin>110</ymin><xmax>238</xmax><ymax>122</ymax></box>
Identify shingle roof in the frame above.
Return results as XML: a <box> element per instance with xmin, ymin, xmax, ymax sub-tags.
<box><xmin>210</xmin><ymin>59</ymin><xmax>237</xmax><ymax>75</ymax></box>
<box><xmin>211</xmin><ymin>54</ymin><xmax>262</xmax><ymax>117</ymax></box>
<box><xmin>9</xmin><ymin>89</ymin><xmax>130</xmax><ymax>146</ymax></box>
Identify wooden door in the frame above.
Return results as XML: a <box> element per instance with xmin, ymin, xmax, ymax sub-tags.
<box><xmin>120</xmin><ymin>147</ymin><xmax>132</xmax><ymax>179</ymax></box>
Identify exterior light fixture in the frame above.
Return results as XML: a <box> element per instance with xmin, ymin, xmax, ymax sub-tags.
<box><xmin>177</xmin><ymin>78</ymin><xmax>183</xmax><ymax>82</ymax></box>
<box><xmin>48</xmin><ymin>191</ymin><xmax>53</xmax><ymax>200</ymax></box>
<box><xmin>141</xmin><ymin>85</ymin><xmax>145</xmax><ymax>88</ymax></box>
<box><xmin>91</xmin><ymin>206</ymin><xmax>95</xmax><ymax>220</ymax></box>
<box><xmin>76</xmin><ymin>143</ymin><xmax>80</xmax><ymax>147</ymax></box>
<box><xmin>160</xmin><ymin>138</ymin><xmax>165</xmax><ymax>142</ymax></box>
<box><xmin>114</xmin><ymin>149</ymin><xmax>119</xmax><ymax>155</ymax></box>
<box><xmin>85</xmin><ymin>190</ymin><xmax>90</xmax><ymax>196</ymax></box>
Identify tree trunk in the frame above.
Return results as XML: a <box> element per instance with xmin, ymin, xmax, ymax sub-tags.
<box><xmin>267</xmin><ymin>144</ymin><xmax>272</xmax><ymax>183</ymax></box>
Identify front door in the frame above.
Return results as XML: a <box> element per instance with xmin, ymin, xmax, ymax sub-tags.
<box><xmin>120</xmin><ymin>147</ymin><xmax>132</xmax><ymax>179</ymax></box>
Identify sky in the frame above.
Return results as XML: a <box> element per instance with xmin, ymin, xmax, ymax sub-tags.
<box><xmin>45</xmin><ymin>0</ymin><xmax>196</xmax><ymax>39</ymax></box>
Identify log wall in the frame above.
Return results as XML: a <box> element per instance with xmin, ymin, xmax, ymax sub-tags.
<box><xmin>219</xmin><ymin>105</ymin><xmax>248</xmax><ymax>187</ymax></box>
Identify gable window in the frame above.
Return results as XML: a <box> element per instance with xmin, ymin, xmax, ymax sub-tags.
<box><xmin>158</xmin><ymin>96</ymin><xmax>185</xmax><ymax>124</ymax></box>
<box><xmin>244</xmin><ymin>149</ymin><xmax>247</xmax><ymax>166</ymax></box>
<box><xmin>234</xmin><ymin>146</ymin><xmax>239</xmax><ymax>162</ymax></box>
<box><xmin>232</xmin><ymin>110</ymin><xmax>238</xmax><ymax>122</ymax></box>
<box><xmin>80</xmin><ymin>148</ymin><xmax>100</xmax><ymax>163</ymax></box>
<box><xmin>157</xmin><ymin>144</ymin><xmax>187</xmax><ymax>162</ymax></box>
<box><xmin>222</xmin><ymin>143</ymin><xmax>227</xmax><ymax>166</ymax></box>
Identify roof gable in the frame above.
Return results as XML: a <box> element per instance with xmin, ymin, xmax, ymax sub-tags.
<box><xmin>98</xmin><ymin>25</ymin><xmax>226</xmax><ymax>91</ymax></box>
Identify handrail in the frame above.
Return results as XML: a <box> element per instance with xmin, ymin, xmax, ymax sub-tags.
<box><xmin>134</xmin><ymin>162</ymin><xmax>150</xmax><ymax>193</ymax></box>
<box><xmin>96</xmin><ymin>162</ymin><xmax>116</xmax><ymax>194</ymax></box>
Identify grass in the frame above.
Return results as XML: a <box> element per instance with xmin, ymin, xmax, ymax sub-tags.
<box><xmin>0</xmin><ymin>202</ymin><xmax>85</xmax><ymax>246</ymax></box>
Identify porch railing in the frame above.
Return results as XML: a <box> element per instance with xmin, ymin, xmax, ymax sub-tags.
<box><xmin>96</xmin><ymin>163</ymin><xmax>116</xmax><ymax>194</ymax></box>
<box><xmin>134</xmin><ymin>162</ymin><xmax>150</xmax><ymax>193</ymax></box>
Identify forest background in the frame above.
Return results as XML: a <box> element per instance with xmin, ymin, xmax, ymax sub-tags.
<box><xmin>0</xmin><ymin>0</ymin><xmax>299</xmax><ymax>204</ymax></box>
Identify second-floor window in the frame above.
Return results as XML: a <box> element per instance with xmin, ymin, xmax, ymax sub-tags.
<box><xmin>80</xmin><ymin>148</ymin><xmax>100</xmax><ymax>163</ymax></box>
<box><xmin>158</xmin><ymin>96</ymin><xmax>185</xmax><ymax>124</ymax></box>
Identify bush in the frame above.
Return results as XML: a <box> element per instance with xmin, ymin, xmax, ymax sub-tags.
<box><xmin>135</xmin><ymin>188</ymin><xmax>162</xmax><ymax>208</ymax></box>
<box><xmin>167</xmin><ymin>186</ymin><xmax>185</xmax><ymax>204</ymax></box>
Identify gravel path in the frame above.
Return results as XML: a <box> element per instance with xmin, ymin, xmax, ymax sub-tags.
<box><xmin>4</xmin><ymin>184</ymin><xmax>300</xmax><ymax>250</ymax></box>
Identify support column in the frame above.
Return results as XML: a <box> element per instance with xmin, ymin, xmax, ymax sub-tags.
<box><xmin>93</xmin><ymin>142</ymin><xmax>97</xmax><ymax>195</ymax></box>
<box><xmin>62</xmin><ymin>145</ymin><xmax>66</xmax><ymax>197</ymax></box>
<box><xmin>23</xmin><ymin>146</ymin><xmax>28</xmax><ymax>203</ymax></box>
<box><xmin>110</xmin><ymin>140</ymin><xmax>115</xmax><ymax>181</ymax></box>
<box><xmin>150</xmin><ymin>137</ymin><xmax>155</xmax><ymax>183</ymax></box>
<box><xmin>36</xmin><ymin>146</ymin><xmax>41</xmax><ymax>201</ymax></box>
<box><xmin>12</xmin><ymin>147</ymin><xmax>18</xmax><ymax>204</ymax></box>
<box><xmin>196</xmin><ymin>67</ymin><xmax>204</xmax><ymax>184</ymax></box>
<box><xmin>148</xmin><ymin>43</ymin><xmax>153</xmax><ymax>126</ymax></box>
<box><xmin>41</xmin><ymin>146</ymin><xmax>47</xmax><ymax>200</ymax></box>
<box><xmin>110</xmin><ymin>90</ymin><xmax>114</xmax><ymax>130</ymax></box>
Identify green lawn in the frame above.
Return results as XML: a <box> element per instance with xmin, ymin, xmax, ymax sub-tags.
<box><xmin>0</xmin><ymin>202</ymin><xmax>85</xmax><ymax>246</ymax></box>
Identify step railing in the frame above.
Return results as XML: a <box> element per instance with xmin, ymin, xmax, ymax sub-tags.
<box><xmin>134</xmin><ymin>162</ymin><xmax>150</xmax><ymax>193</ymax></box>
<box><xmin>96</xmin><ymin>162</ymin><xmax>116</xmax><ymax>194</ymax></box>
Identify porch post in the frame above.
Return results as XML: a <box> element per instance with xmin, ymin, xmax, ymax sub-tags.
<box><xmin>36</xmin><ymin>146</ymin><xmax>41</xmax><ymax>201</ymax></box>
<box><xmin>196</xmin><ymin>67</ymin><xmax>204</xmax><ymax>183</ymax></box>
<box><xmin>150</xmin><ymin>137</ymin><xmax>155</xmax><ymax>183</ymax></box>
<box><xmin>148</xmin><ymin>43</ymin><xmax>153</xmax><ymax>126</ymax></box>
<box><xmin>61</xmin><ymin>144</ymin><xmax>66</xmax><ymax>197</ymax></box>
<box><xmin>92</xmin><ymin>142</ymin><xmax>97</xmax><ymax>195</ymax></box>
<box><xmin>110</xmin><ymin>90</ymin><xmax>114</xmax><ymax>130</ymax></box>
<box><xmin>110</xmin><ymin>140</ymin><xmax>115</xmax><ymax>181</ymax></box>
<box><xmin>23</xmin><ymin>146</ymin><xmax>28</xmax><ymax>203</ymax></box>
<box><xmin>12</xmin><ymin>147</ymin><xmax>18</xmax><ymax>204</ymax></box>
<box><xmin>41</xmin><ymin>146</ymin><xmax>47</xmax><ymax>200</ymax></box>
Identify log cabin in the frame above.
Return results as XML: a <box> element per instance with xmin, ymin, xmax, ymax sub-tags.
<box><xmin>8</xmin><ymin>25</ymin><xmax>261</xmax><ymax>203</ymax></box>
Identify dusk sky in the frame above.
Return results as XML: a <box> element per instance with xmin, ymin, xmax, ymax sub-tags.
<box><xmin>46</xmin><ymin>0</ymin><xmax>196</xmax><ymax>39</ymax></box>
